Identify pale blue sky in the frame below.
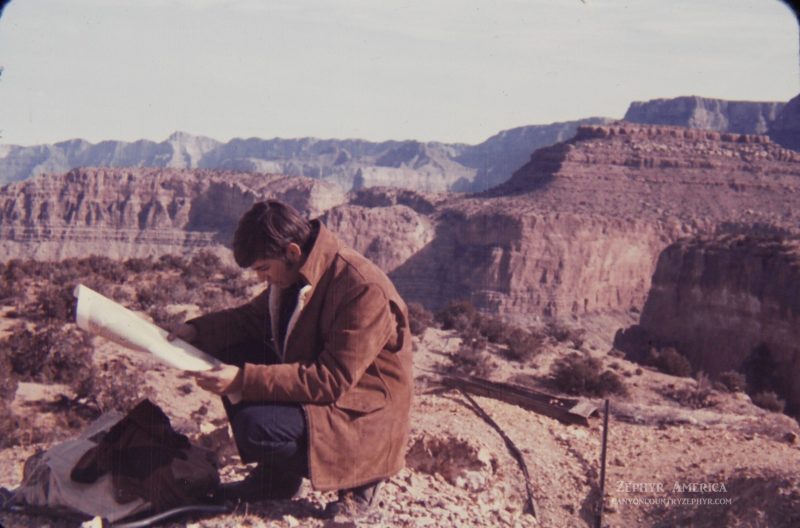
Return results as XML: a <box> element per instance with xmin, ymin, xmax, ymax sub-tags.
<box><xmin>0</xmin><ymin>0</ymin><xmax>797</xmax><ymax>146</ymax></box>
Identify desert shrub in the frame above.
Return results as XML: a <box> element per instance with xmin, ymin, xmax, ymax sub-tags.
<box><xmin>503</xmin><ymin>327</ymin><xmax>545</xmax><ymax>362</ymax></box>
<box><xmin>220</xmin><ymin>267</ymin><xmax>250</xmax><ymax>298</ymax></box>
<box><xmin>647</xmin><ymin>347</ymin><xmax>692</xmax><ymax>377</ymax></box>
<box><xmin>135</xmin><ymin>283</ymin><xmax>174</xmax><ymax>310</ymax></box>
<box><xmin>476</xmin><ymin>316</ymin><xmax>510</xmax><ymax>344</ymax></box>
<box><xmin>148</xmin><ymin>305</ymin><xmax>187</xmax><ymax>329</ymax></box>
<box><xmin>751</xmin><ymin>391</ymin><xmax>786</xmax><ymax>413</ymax></box>
<box><xmin>155</xmin><ymin>253</ymin><xmax>187</xmax><ymax>272</ymax></box>
<box><xmin>0</xmin><ymin>275</ymin><xmax>15</xmax><ymax>304</ymax></box>
<box><xmin>717</xmin><ymin>370</ymin><xmax>747</xmax><ymax>393</ymax></box>
<box><xmin>448</xmin><ymin>328</ymin><xmax>492</xmax><ymax>378</ymax></box>
<box><xmin>743</xmin><ymin>344</ymin><xmax>779</xmax><ymax>394</ymax></box>
<box><xmin>0</xmin><ymin>349</ymin><xmax>18</xmax><ymax>402</ymax></box>
<box><xmin>407</xmin><ymin>302</ymin><xmax>435</xmax><ymax>335</ymax></box>
<box><xmin>546</xmin><ymin>321</ymin><xmax>586</xmax><ymax>349</ymax></box>
<box><xmin>552</xmin><ymin>353</ymin><xmax>626</xmax><ymax>397</ymax></box>
<box><xmin>27</xmin><ymin>285</ymin><xmax>76</xmax><ymax>322</ymax></box>
<box><xmin>435</xmin><ymin>300</ymin><xmax>478</xmax><ymax>332</ymax></box>
<box><xmin>0</xmin><ymin>402</ymin><xmax>18</xmax><ymax>448</ymax></box>
<box><xmin>82</xmin><ymin>359</ymin><xmax>147</xmax><ymax>414</ymax></box>
<box><xmin>80</xmin><ymin>255</ymin><xmax>126</xmax><ymax>282</ymax></box>
<box><xmin>124</xmin><ymin>257</ymin><xmax>155</xmax><ymax>274</ymax></box>
<box><xmin>184</xmin><ymin>250</ymin><xmax>222</xmax><ymax>280</ymax></box>
<box><xmin>3</xmin><ymin>324</ymin><xmax>94</xmax><ymax>388</ymax></box>
<box><xmin>666</xmin><ymin>371</ymin><xmax>716</xmax><ymax>409</ymax></box>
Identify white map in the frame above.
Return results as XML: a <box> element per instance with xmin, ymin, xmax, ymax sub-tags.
<box><xmin>73</xmin><ymin>284</ymin><xmax>220</xmax><ymax>372</ymax></box>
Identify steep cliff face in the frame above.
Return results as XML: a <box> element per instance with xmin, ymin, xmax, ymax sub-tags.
<box><xmin>488</xmin><ymin>123</ymin><xmax>800</xmax><ymax>229</ymax></box>
<box><xmin>388</xmin><ymin>123</ymin><xmax>800</xmax><ymax>320</ymax></box>
<box><xmin>768</xmin><ymin>93</ymin><xmax>800</xmax><ymax>152</ymax></box>
<box><xmin>321</xmin><ymin>204</ymin><xmax>436</xmax><ymax>273</ymax></box>
<box><xmin>3</xmin><ymin>123</ymin><xmax>799</xmax><ymax>327</ymax></box>
<box><xmin>617</xmin><ymin>235</ymin><xmax>800</xmax><ymax>412</ymax></box>
<box><xmin>455</xmin><ymin>117</ymin><xmax>614</xmax><ymax>191</ymax></box>
<box><xmin>390</xmin><ymin>206</ymin><xmax>664</xmax><ymax>319</ymax></box>
<box><xmin>624</xmin><ymin>96</ymin><xmax>785</xmax><ymax>134</ymax></box>
<box><xmin>0</xmin><ymin>167</ymin><xmax>346</xmax><ymax>260</ymax></box>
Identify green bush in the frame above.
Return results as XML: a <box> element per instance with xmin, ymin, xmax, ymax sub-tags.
<box><xmin>717</xmin><ymin>370</ymin><xmax>747</xmax><ymax>393</ymax></box>
<box><xmin>3</xmin><ymin>324</ymin><xmax>94</xmax><ymax>388</ymax></box>
<box><xmin>552</xmin><ymin>353</ymin><xmax>626</xmax><ymax>397</ymax></box>
<box><xmin>435</xmin><ymin>300</ymin><xmax>477</xmax><ymax>332</ymax></box>
<box><xmin>503</xmin><ymin>327</ymin><xmax>544</xmax><ymax>362</ymax></box>
<box><xmin>28</xmin><ymin>285</ymin><xmax>76</xmax><ymax>322</ymax></box>
<box><xmin>407</xmin><ymin>302</ymin><xmax>435</xmax><ymax>336</ymax></box>
<box><xmin>476</xmin><ymin>316</ymin><xmax>510</xmax><ymax>344</ymax></box>
<box><xmin>666</xmin><ymin>371</ymin><xmax>716</xmax><ymax>409</ymax></box>
<box><xmin>82</xmin><ymin>359</ymin><xmax>147</xmax><ymax>414</ymax></box>
<box><xmin>751</xmin><ymin>390</ymin><xmax>786</xmax><ymax>413</ymax></box>
<box><xmin>448</xmin><ymin>327</ymin><xmax>492</xmax><ymax>377</ymax></box>
<box><xmin>124</xmin><ymin>257</ymin><xmax>155</xmax><ymax>274</ymax></box>
<box><xmin>648</xmin><ymin>347</ymin><xmax>692</xmax><ymax>377</ymax></box>
<box><xmin>546</xmin><ymin>321</ymin><xmax>586</xmax><ymax>349</ymax></box>
<box><xmin>154</xmin><ymin>253</ymin><xmax>187</xmax><ymax>272</ymax></box>
<box><xmin>184</xmin><ymin>250</ymin><xmax>222</xmax><ymax>280</ymax></box>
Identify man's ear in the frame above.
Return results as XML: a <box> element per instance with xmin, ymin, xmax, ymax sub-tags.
<box><xmin>285</xmin><ymin>243</ymin><xmax>303</xmax><ymax>263</ymax></box>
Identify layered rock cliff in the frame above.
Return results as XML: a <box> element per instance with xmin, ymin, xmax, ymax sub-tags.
<box><xmin>0</xmin><ymin>167</ymin><xmax>346</xmax><ymax>260</ymax></box>
<box><xmin>388</xmin><ymin>123</ymin><xmax>800</xmax><ymax>318</ymax></box>
<box><xmin>487</xmin><ymin>123</ymin><xmax>800</xmax><ymax>228</ymax></box>
<box><xmin>0</xmin><ymin>120</ymin><xmax>616</xmax><ymax>192</ymax></box>
<box><xmin>322</xmin><ymin>204</ymin><xmax>436</xmax><ymax>273</ymax></box>
<box><xmin>624</xmin><ymin>96</ymin><xmax>785</xmax><ymax>134</ymax></box>
<box><xmin>616</xmin><ymin>235</ymin><xmax>800</xmax><ymax>412</ymax></box>
<box><xmin>3</xmin><ymin>123</ymin><xmax>800</xmax><ymax>326</ymax></box>
<box><xmin>389</xmin><ymin>206</ymin><xmax>664</xmax><ymax>320</ymax></box>
<box><xmin>768</xmin><ymin>93</ymin><xmax>800</xmax><ymax>152</ymax></box>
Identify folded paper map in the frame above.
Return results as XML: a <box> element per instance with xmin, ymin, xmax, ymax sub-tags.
<box><xmin>73</xmin><ymin>284</ymin><xmax>220</xmax><ymax>372</ymax></box>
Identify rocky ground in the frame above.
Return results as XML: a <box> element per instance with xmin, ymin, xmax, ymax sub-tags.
<box><xmin>2</xmin><ymin>299</ymin><xmax>800</xmax><ymax>528</ymax></box>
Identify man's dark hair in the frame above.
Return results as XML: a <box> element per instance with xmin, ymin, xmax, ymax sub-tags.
<box><xmin>232</xmin><ymin>200</ymin><xmax>312</xmax><ymax>268</ymax></box>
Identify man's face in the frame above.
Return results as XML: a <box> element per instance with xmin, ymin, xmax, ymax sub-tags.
<box><xmin>251</xmin><ymin>257</ymin><xmax>299</xmax><ymax>288</ymax></box>
<box><xmin>251</xmin><ymin>243</ymin><xmax>303</xmax><ymax>288</ymax></box>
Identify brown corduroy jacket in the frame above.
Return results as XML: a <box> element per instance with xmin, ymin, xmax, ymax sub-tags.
<box><xmin>189</xmin><ymin>222</ymin><xmax>413</xmax><ymax>491</ymax></box>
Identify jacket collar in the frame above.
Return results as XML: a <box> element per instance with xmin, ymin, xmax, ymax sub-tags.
<box><xmin>297</xmin><ymin>219</ymin><xmax>341</xmax><ymax>289</ymax></box>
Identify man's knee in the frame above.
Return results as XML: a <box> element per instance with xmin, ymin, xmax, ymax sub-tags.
<box><xmin>230</xmin><ymin>405</ymin><xmax>307</xmax><ymax>464</ymax></box>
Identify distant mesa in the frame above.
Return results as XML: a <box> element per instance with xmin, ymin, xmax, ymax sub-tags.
<box><xmin>768</xmin><ymin>93</ymin><xmax>800</xmax><ymax>151</ymax></box>
<box><xmin>3</xmin><ymin>94</ymin><xmax>794</xmax><ymax>193</ymax></box>
<box><xmin>624</xmin><ymin>95</ymin><xmax>784</xmax><ymax>134</ymax></box>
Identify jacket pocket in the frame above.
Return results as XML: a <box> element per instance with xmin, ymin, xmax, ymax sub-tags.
<box><xmin>334</xmin><ymin>384</ymin><xmax>388</xmax><ymax>415</ymax></box>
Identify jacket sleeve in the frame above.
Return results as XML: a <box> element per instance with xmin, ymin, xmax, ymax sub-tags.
<box><xmin>187</xmin><ymin>289</ymin><xmax>271</xmax><ymax>356</ymax></box>
<box><xmin>239</xmin><ymin>281</ymin><xmax>392</xmax><ymax>403</ymax></box>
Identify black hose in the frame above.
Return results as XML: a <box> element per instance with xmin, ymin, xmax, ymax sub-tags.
<box><xmin>110</xmin><ymin>504</ymin><xmax>231</xmax><ymax>528</ymax></box>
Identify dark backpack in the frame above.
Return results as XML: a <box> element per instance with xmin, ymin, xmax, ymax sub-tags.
<box><xmin>9</xmin><ymin>399</ymin><xmax>223</xmax><ymax>524</ymax></box>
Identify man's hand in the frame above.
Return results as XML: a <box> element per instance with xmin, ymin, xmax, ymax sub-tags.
<box><xmin>167</xmin><ymin>322</ymin><xmax>198</xmax><ymax>343</ymax></box>
<box><xmin>192</xmin><ymin>365</ymin><xmax>243</xmax><ymax>396</ymax></box>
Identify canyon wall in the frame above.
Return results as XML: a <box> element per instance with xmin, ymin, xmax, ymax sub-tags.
<box><xmin>0</xmin><ymin>167</ymin><xmax>346</xmax><ymax>260</ymax></box>
<box><xmin>624</xmin><ymin>96</ymin><xmax>785</xmax><ymax>134</ymax></box>
<box><xmin>617</xmin><ymin>235</ymin><xmax>800</xmax><ymax>412</ymax></box>
<box><xmin>389</xmin><ymin>207</ymin><xmax>665</xmax><ymax>320</ymax></box>
<box><xmin>2</xmin><ymin>123</ymin><xmax>800</xmax><ymax>328</ymax></box>
<box><xmin>768</xmin><ymin>94</ymin><xmax>800</xmax><ymax>152</ymax></box>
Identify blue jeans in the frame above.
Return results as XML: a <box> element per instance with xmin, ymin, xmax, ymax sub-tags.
<box><xmin>218</xmin><ymin>341</ymin><xmax>308</xmax><ymax>478</ymax></box>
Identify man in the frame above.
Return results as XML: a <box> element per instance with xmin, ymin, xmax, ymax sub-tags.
<box><xmin>169</xmin><ymin>200</ymin><xmax>413</xmax><ymax>518</ymax></box>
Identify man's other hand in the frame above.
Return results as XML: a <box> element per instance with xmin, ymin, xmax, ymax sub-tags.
<box><xmin>167</xmin><ymin>322</ymin><xmax>197</xmax><ymax>342</ymax></box>
<box><xmin>192</xmin><ymin>365</ymin><xmax>243</xmax><ymax>396</ymax></box>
